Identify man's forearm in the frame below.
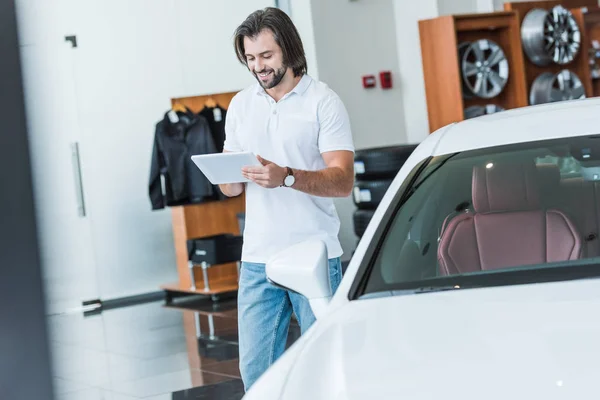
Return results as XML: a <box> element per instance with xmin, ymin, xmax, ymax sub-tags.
<box><xmin>291</xmin><ymin>167</ymin><xmax>353</xmax><ymax>198</ymax></box>
<box><xmin>219</xmin><ymin>183</ymin><xmax>245</xmax><ymax>197</ymax></box>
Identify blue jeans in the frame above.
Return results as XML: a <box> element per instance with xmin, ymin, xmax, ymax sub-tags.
<box><xmin>237</xmin><ymin>257</ymin><xmax>343</xmax><ymax>391</ymax></box>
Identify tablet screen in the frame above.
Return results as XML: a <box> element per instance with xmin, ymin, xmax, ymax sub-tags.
<box><xmin>191</xmin><ymin>152</ymin><xmax>261</xmax><ymax>184</ymax></box>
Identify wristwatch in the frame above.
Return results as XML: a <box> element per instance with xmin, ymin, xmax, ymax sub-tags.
<box><xmin>282</xmin><ymin>166</ymin><xmax>295</xmax><ymax>187</ymax></box>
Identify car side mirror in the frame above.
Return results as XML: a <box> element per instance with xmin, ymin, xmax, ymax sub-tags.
<box><xmin>266</xmin><ymin>239</ymin><xmax>332</xmax><ymax>319</ymax></box>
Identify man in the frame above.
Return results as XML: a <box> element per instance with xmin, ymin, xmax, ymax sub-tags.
<box><xmin>220</xmin><ymin>7</ymin><xmax>355</xmax><ymax>390</ymax></box>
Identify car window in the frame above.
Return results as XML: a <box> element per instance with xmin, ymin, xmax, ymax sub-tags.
<box><xmin>535</xmin><ymin>154</ymin><xmax>581</xmax><ymax>177</ymax></box>
<box><xmin>361</xmin><ymin>135</ymin><xmax>600</xmax><ymax>295</ymax></box>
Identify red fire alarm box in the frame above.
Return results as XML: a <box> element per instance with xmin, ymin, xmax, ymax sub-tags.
<box><xmin>362</xmin><ymin>75</ymin><xmax>376</xmax><ymax>88</ymax></box>
<box><xmin>379</xmin><ymin>71</ymin><xmax>392</xmax><ymax>89</ymax></box>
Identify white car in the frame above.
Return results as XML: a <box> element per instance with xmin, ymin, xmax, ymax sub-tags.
<box><xmin>244</xmin><ymin>98</ymin><xmax>600</xmax><ymax>400</ymax></box>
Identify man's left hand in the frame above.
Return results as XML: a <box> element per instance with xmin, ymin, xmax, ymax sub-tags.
<box><xmin>242</xmin><ymin>155</ymin><xmax>287</xmax><ymax>188</ymax></box>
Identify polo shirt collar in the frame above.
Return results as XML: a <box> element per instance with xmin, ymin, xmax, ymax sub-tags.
<box><xmin>291</xmin><ymin>74</ymin><xmax>311</xmax><ymax>95</ymax></box>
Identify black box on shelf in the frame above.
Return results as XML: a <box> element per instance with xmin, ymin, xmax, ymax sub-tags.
<box><xmin>187</xmin><ymin>234</ymin><xmax>243</xmax><ymax>265</ymax></box>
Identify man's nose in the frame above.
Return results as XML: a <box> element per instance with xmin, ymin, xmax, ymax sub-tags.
<box><xmin>255</xmin><ymin>59</ymin><xmax>264</xmax><ymax>72</ymax></box>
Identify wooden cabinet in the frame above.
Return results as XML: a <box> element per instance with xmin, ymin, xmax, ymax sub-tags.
<box><xmin>161</xmin><ymin>92</ymin><xmax>245</xmax><ymax>297</ymax></box>
<box><xmin>504</xmin><ymin>1</ymin><xmax>594</xmax><ymax>100</ymax></box>
<box><xmin>419</xmin><ymin>2</ymin><xmax>600</xmax><ymax>134</ymax></box>
<box><xmin>162</xmin><ymin>197</ymin><xmax>245</xmax><ymax>296</ymax></box>
<box><xmin>419</xmin><ymin>11</ymin><xmax>528</xmax><ymax>133</ymax></box>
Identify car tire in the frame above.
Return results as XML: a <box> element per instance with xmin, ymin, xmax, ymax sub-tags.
<box><xmin>354</xmin><ymin>145</ymin><xmax>417</xmax><ymax>180</ymax></box>
<box><xmin>353</xmin><ymin>179</ymin><xmax>393</xmax><ymax>210</ymax></box>
<box><xmin>353</xmin><ymin>209</ymin><xmax>375</xmax><ymax>238</ymax></box>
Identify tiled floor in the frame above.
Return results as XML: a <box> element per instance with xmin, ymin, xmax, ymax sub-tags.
<box><xmin>47</xmin><ymin>295</ymin><xmax>300</xmax><ymax>400</ymax></box>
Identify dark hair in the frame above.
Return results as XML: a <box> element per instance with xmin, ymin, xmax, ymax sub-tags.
<box><xmin>234</xmin><ymin>7</ymin><xmax>307</xmax><ymax>77</ymax></box>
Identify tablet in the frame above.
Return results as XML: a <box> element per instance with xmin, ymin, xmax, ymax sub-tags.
<box><xmin>191</xmin><ymin>151</ymin><xmax>261</xmax><ymax>184</ymax></box>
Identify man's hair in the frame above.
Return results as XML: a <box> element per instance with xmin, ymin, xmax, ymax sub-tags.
<box><xmin>233</xmin><ymin>7</ymin><xmax>307</xmax><ymax>77</ymax></box>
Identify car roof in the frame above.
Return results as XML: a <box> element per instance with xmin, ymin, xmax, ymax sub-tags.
<box><xmin>432</xmin><ymin>98</ymin><xmax>600</xmax><ymax>156</ymax></box>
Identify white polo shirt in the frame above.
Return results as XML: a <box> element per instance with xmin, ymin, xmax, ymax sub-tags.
<box><xmin>223</xmin><ymin>74</ymin><xmax>354</xmax><ymax>263</ymax></box>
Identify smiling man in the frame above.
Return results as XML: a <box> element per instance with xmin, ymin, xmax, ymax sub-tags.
<box><xmin>219</xmin><ymin>7</ymin><xmax>355</xmax><ymax>391</ymax></box>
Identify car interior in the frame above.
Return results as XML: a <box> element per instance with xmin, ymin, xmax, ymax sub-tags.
<box><xmin>437</xmin><ymin>160</ymin><xmax>582</xmax><ymax>275</ymax></box>
<box><xmin>368</xmin><ymin>137</ymin><xmax>600</xmax><ymax>292</ymax></box>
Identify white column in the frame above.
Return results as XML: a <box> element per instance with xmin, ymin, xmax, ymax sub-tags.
<box><xmin>289</xmin><ymin>0</ymin><xmax>320</xmax><ymax>80</ymax></box>
<box><xmin>393</xmin><ymin>0</ymin><xmax>439</xmax><ymax>143</ymax></box>
<box><xmin>476</xmin><ymin>0</ymin><xmax>496</xmax><ymax>12</ymax></box>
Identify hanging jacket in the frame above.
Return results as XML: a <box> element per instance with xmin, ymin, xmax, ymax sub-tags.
<box><xmin>199</xmin><ymin>105</ymin><xmax>227</xmax><ymax>153</ymax></box>
<box><xmin>149</xmin><ymin>108</ymin><xmax>224</xmax><ymax>210</ymax></box>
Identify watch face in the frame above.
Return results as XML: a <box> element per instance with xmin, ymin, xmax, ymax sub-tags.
<box><xmin>284</xmin><ymin>175</ymin><xmax>295</xmax><ymax>187</ymax></box>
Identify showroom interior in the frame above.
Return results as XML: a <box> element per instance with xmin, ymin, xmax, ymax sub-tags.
<box><xmin>2</xmin><ymin>0</ymin><xmax>600</xmax><ymax>398</ymax></box>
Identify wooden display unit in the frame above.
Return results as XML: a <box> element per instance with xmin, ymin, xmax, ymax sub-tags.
<box><xmin>560</xmin><ymin>0</ymin><xmax>600</xmax><ymax>9</ymax></box>
<box><xmin>572</xmin><ymin>6</ymin><xmax>600</xmax><ymax>97</ymax></box>
<box><xmin>419</xmin><ymin>11</ymin><xmax>528</xmax><ymax>133</ymax></box>
<box><xmin>161</xmin><ymin>90</ymin><xmax>245</xmax><ymax>296</ymax></box>
<box><xmin>504</xmin><ymin>1</ymin><xmax>594</xmax><ymax>100</ymax></box>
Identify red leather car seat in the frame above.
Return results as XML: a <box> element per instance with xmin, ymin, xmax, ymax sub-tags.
<box><xmin>438</xmin><ymin>161</ymin><xmax>582</xmax><ymax>275</ymax></box>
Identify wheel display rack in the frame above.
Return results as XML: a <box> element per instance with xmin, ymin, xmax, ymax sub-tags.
<box><xmin>419</xmin><ymin>1</ymin><xmax>600</xmax><ymax>133</ymax></box>
<box><xmin>505</xmin><ymin>1</ymin><xmax>593</xmax><ymax>104</ymax></box>
<box><xmin>419</xmin><ymin>11</ymin><xmax>528</xmax><ymax>133</ymax></box>
<box><xmin>572</xmin><ymin>5</ymin><xmax>600</xmax><ymax>97</ymax></box>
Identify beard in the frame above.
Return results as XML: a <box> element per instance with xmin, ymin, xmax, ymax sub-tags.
<box><xmin>254</xmin><ymin>65</ymin><xmax>287</xmax><ymax>89</ymax></box>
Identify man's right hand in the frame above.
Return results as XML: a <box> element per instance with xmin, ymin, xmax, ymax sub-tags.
<box><xmin>219</xmin><ymin>182</ymin><xmax>244</xmax><ymax>197</ymax></box>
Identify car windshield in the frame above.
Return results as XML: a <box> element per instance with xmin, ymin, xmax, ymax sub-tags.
<box><xmin>360</xmin><ymin>135</ymin><xmax>600</xmax><ymax>296</ymax></box>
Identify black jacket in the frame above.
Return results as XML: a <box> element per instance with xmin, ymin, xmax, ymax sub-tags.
<box><xmin>149</xmin><ymin>108</ymin><xmax>224</xmax><ymax>210</ymax></box>
<box><xmin>199</xmin><ymin>105</ymin><xmax>227</xmax><ymax>153</ymax></box>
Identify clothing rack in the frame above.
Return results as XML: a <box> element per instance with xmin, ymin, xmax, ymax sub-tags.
<box><xmin>161</xmin><ymin>90</ymin><xmax>244</xmax><ymax>297</ymax></box>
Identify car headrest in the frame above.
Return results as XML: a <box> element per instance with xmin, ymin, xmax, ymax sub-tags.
<box><xmin>536</xmin><ymin>163</ymin><xmax>560</xmax><ymax>188</ymax></box>
<box><xmin>472</xmin><ymin>161</ymin><xmax>540</xmax><ymax>213</ymax></box>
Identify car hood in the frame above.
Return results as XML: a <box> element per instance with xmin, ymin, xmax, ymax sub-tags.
<box><xmin>279</xmin><ymin>279</ymin><xmax>600</xmax><ymax>400</ymax></box>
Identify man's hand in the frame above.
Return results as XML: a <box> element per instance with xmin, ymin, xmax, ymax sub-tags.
<box><xmin>218</xmin><ymin>150</ymin><xmax>245</xmax><ymax>197</ymax></box>
<box><xmin>242</xmin><ymin>155</ymin><xmax>287</xmax><ymax>188</ymax></box>
<box><xmin>219</xmin><ymin>182</ymin><xmax>244</xmax><ymax>197</ymax></box>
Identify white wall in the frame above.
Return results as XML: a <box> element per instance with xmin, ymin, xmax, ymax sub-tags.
<box><xmin>289</xmin><ymin>0</ymin><xmax>320</xmax><ymax>81</ymax></box>
<box><xmin>437</xmin><ymin>0</ymin><xmax>478</xmax><ymax>15</ymax></box>
<box><xmin>392</xmin><ymin>0</ymin><xmax>496</xmax><ymax>146</ymax></box>
<box><xmin>393</xmin><ymin>0</ymin><xmax>439</xmax><ymax>144</ymax></box>
<box><xmin>309</xmin><ymin>0</ymin><xmax>407</xmax><ymax>261</ymax></box>
<box><xmin>173</xmin><ymin>1</ymin><xmax>278</xmax><ymax>97</ymax></box>
<box><xmin>311</xmin><ymin>0</ymin><xmax>408</xmax><ymax>150</ymax></box>
<box><xmin>16</xmin><ymin>0</ymin><xmax>275</xmax><ymax>306</ymax></box>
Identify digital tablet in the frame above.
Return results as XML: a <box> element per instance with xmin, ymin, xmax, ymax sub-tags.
<box><xmin>191</xmin><ymin>151</ymin><xmax>261</xmax><ymax>184</ymax></box>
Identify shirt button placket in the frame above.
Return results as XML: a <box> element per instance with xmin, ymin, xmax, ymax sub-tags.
<box><xmin>270</xmin><ymin>100</ymin><xmax>278</xmax><ymax>130</ymax></box>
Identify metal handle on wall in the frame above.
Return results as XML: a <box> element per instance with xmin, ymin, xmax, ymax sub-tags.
<box><xmin>71</xmin><ymin>142</ymin><xmax>86</xmax><ymax>217</ymax></box>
